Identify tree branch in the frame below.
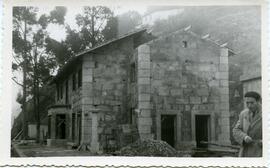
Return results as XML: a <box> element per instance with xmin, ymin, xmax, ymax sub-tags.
<box><xmin>12</xmin><ymin>53</ymin><xmax>23</xmax><ymax>65</ymax></box>
<box><xmin>12</xmin><ymin>77</ymin><xmax>23</xmax><ymax>87</ymax></box>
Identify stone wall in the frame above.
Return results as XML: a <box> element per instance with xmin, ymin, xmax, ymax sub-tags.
<box><xmin>142</xmin><ymin>30</ymin><xmax>231</xmax><ymax>149</ymax></box>
<box><xmin>52</xmin><ymin>64</ymin><xmax>83</xmax><ymax>145</ymax></box>
<box><xmin>81</xmin><ymin>37</ymin><xmax>137</xmax><ymax>151</ymax></box>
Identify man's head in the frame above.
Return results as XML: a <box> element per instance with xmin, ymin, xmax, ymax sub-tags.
<box><xmin>244</xmin><ymin>91</ymin><xmax>261</xmax><ymax>113</ymax></box>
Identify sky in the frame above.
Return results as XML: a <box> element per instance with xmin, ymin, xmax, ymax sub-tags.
<box><xmin>42</xmin><ymin>6</ymin><xmax>147</xmax><ymax>42</ymax></box>
<box><xmin>11</xmin><ymin>5</ymin><xmax>147</xmax><ymax>122</ymax></box>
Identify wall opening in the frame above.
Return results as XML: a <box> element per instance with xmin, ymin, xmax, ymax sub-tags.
<box><xmin>65</xmin><ymin>80</ymin><xmax>69</xmax><ymax>104</ymax></box>
<box><xmin>48</xmin><ymin>115</ymin><xmax>51</xmax><ymax>138</ymax></box>
<box><xmin>77</xmin><ymin>112</ymin><xmax>82</xmax><ymax>144</ymax></box>
<box><xmin>195</xmin><ymin>115</ymin><xmax>210</xmax><ymax>148</ymax></box>
<box><xmin>71</xmin><ymin>113</ymin><xmax>75</xmax><ymax>141</ymax></box>
<box><xmin>56</xmin><ymin>114</ymin><xmax>66</xmax><ymax>139</ymax></box>
<box><xmin>161</xmin><ymin>115</ymin><xmax>176</xmax><ymax>147</ymax></box>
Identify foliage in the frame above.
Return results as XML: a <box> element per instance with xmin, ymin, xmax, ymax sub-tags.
<box><xmin>117</xmin><ymin>11</ymin><xmax>142</xmax><ymax>36</ymax></box>
<box><xmin>12</xmin><ymin>6</ymin><xmax>66</xmax><ymax>140</ymax></box>
<box><xmin>45</xmin><ymin>6</ymin><xmax>118</xmax><ymax>67</ymax></box>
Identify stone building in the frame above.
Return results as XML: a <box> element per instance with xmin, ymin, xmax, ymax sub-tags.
<box><xmin>47</xmin><ymin>27</ymin><xmax>234</xmax><ymax>152</ymax></box>
<box><xmin>240</xmin><ymin>65</ymin><xmax>261</xmax><ymax>96</ymax></box>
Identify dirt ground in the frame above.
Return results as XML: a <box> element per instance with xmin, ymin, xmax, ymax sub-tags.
<box><xmin>12</xmin><ymin>143</ymin><xmax>99</xmax><ymax>157</ymax></box>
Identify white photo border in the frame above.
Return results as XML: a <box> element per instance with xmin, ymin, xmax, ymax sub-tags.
<box><xmin>0</xmin><ymin>0</ymin><xmax>269</xmax><ymax>167</ymax></box>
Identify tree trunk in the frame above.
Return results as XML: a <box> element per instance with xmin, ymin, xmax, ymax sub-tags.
<box><xmin>22</xmin><ymin>16</ymin><xmax>28</xmax><ymax>140</ymax></box>
<box><xmin>36</xmin><ymin>79</ymin><xmax>40</xmax><ymax>143</ymax></box>
<box><xmin>91</xmin><ymin>15</ymin><xmax>96</xmax><ymax>47</ymax></box>
<box><xmin>34</xmin><ymin>46</ymin><xmax>40</xmax><ymax>143</ymax></box>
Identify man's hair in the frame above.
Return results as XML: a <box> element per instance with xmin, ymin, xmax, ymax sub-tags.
<box><xmin>244</xmin><ymin>91</ymin><xmax>261</xmax><ymax>101</ymax></box>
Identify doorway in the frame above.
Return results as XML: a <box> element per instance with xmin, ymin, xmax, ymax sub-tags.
<box><xmin>195</xmin><ymin>115</ymin><xmax>210</xmax><ymax>148</ymax></box>
<box><xmin>56</xmin><ymin>114</ymin><xmax>66</xmax><ymax>139</ymax></box>
<box><xmin>77</xmin><ymin>112</ymin><xmax>82</xmax><ymax>144</ymax></box>
<box><xmin>161</xmin><ymin>115</ymin><xmax>176</xmax><ymax>147</ymax></box>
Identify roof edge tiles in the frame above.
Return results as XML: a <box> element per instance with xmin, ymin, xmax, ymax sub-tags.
<box><xmin>51</xmin><ymin>28</ymin><xmax>148</xmax><ymax>84</ymax></box>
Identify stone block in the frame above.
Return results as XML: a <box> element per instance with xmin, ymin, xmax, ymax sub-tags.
<box><xmin>201</xmin><ymin>96</ymin><xmax>208</xmax><ymax>103</ymax></box>
<box><xmin>138</xmin><ymin>101</ymin><xmax>151</xmax><ymax>109</ymax></box>
<box><xmin>220</xmin><ymin>48</ymin><xmax>229</xmax><ymax>57</ymax></box>
<box><xmin>219</xmin><ymin>63</ymin><xmax>229</xmax><ymax>72</ymax></box>
<box><xmin>197</xmin><ymin>88</ymin><xmax>209</xmax><ymax>96</ymax></box>
<box><xmin>81</xmin><ymin>97</ymin><xmax>93</xmax><ymax>105</ymax></box>
<box><xmin>138</xmin><ymin>61</ymin><xmax>151</xmax><ymax>70</ymax></box>
<box><xmin>199</xmin><ymin>65</ymin><xmax>212</xmax><ymax>72</ymax></box>
<box><xmin>220</xmin><ymin>88</ymin><xmax>229</xmax><ymax>95</ymax></box>
<box><xmin>190</xmin><ymin>96</ymin><xmax>201</xmax><ymax>104</ymax></box>
<box><xmin>220</xmin><ymin>111</ymin><xmax>230</xmax><ymax>117</ymax></box>
<box><xmin>220</xmin><ymin>56</ymin><xmax>228</xmax><ymax>64</ymax></box>
<box><xmin>138</xmin><ymin>69</ymin><xmax>150</xmax><ymax>77</ymax></box>
<box><xmin>219</xmin><ymin>72</ymin><xmax>228</xmax><ymax>80</ymax></box>
<box><xmin>138</xmin><ymin>125</ymin><xmax>151</xmax><ymax>134</ymax></box>
<box><xmin>158</xmin><ymin>86</ymin><xmax>169</xmax><ymax>96</ymax></box>
<box><xmin>209</xmin><ymin>80</ymin><xmax>219</xmax><ymax>87</ymax></box>
<box><xmin>140</xmin><ymin>109</ymin><xmax>151</xmax><ymax>117</ymax></box>
<box><xmin>138</xmin><ymin>77</ymin><xmax>150</xmax><ymax>84</ymax></box>
<box><xmin>170</xmin><ymin>89</ymin><xmax>183</xmax><ymax>96</ymax></box>
<box><xmin>138</xmin><ymin>117</ymin><xmax>152</xmax><ymax>126</ymax></box>
<box><xmin>138</xmin><ymin>44</ymin><xmax>150</xmax><ymax>54</ymax></box>
<box><xmin>220</xmin><ymin>102</ymin><xmax>229</xmax><ymax>110</ymax></box>
<box><xmin>219</xmin><ymin>79</ymin><xmax>228</xmax><ymax>87</ymax></box>
<box><xmin>139</xmin><ymin>133</ymin><xmax>153</xmax><ymax>140</ymax></box>
<box><xmin>139</xmin><ymin>94</ymin><xmax>151</xmax><ymax>101</ymax></box>
<box><xmin>83</xmin><ymin>67</ymin><xmax>93</xmax><ymax>75</ymax></box>
<box><xmin>220</xmin><ymin>94</ymin><xmax>229</xmax><ymax>102</ymax></box>
<box><xmin>185</xmin><ymin>105</ymin><xmax>191</xmax><ymax>111</ymax></box>
<box><xmin>176</xmin><ymin>98</ymin><xmax>189</xmax><ymax>104</ymax></box>
<box><xmin>103</xmin><ymin>83</ymin><xmax>114</xmax><ymax>90</ymax></box>
<box><xmin>138</xmin><ymin>85</ymin><xmax>151</xmax><ymax>94</ymax></box>
<box><xmin>138</xmin><ymin>53</ymin><xmax>150</xmax><ymax>62</ymax></box>
<box><xmin>83</xmin><ymin>74</ymin><xmax>93</xmax><ymax>83</ymax></box>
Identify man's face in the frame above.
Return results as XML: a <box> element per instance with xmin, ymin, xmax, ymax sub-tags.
<box><xmin>245</xmin><ymin>97</ymin><xmax>259</xmax><ymax>113</ymax></box>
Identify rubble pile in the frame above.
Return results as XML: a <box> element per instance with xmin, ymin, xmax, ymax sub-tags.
<box><xmin>115</xmin><ymin>139</ymin><xmax>179</xmax><ymax>157</ymax></box>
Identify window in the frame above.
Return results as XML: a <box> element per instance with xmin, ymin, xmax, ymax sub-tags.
<box><xmin>182</xmin><ymin>41</ymin><xmax>187</xmax><ymax>48</ymax></box>
<box><xmin>72</xmin><ymin>74</ymin><xmax>76</xmax><ymax>91</ymax></box>
<box><xmin>130</xmin><ymin>63</ymin><xmax>136</xmax><ymax>83</ymax></box>
<box><xmin>71</xmin><ymin>113</ymin><xmax>75</xmax><ymax>141</ymax></box>
<box><xmin>60</xmin><ymin>83</ymin><xmax>63</xmax><ymax>99</ymax></box>
<box><xmin>57</xmin><ymin>84</ymin><xmax>60</xmax><ymax>100</ymax></box>
<box><xmin>78</xmin><ymin>69</ymin><xmax>82</xmax><ymax>88</ymax></box>
<box><xmin>65</xmin><ymin>80</ymin><xmax>69</xmax><ymax>104</ymax></box>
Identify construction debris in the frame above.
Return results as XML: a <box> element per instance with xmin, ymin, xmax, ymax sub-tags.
<box><xmin>114</xmin><ymin>139</ymin><xmax>185</xmax><ymax>157</ymax></box>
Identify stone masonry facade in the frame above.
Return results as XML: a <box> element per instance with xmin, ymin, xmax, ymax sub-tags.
<box><xmin>47</xmin><ymin>28</ymin><xmax>231</xmax><ymax>152</ymax></box>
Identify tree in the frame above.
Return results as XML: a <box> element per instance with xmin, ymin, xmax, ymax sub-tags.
<box><xmin>12</xmin><ymin>6</ymin><xmax>66</xmax><ymax>141</ymax></box>
<box><xmin>117</xmin><ymin>11</ymin><xmax>142</xmax><ymax>36</ymax></box>
<box><xmin>45</xmin><ymin>6</ymin><xmax>118</xmax><ymax>67</ymax></box>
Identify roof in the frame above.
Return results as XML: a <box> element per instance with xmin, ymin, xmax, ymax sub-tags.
<box><xmin>148</xmin><ymin>25</ymin><xmax>237</xmax><ymax>56</ymax></box>
<box><xmin>51</xmin><ymin>28</ymin><xmax>149</xmax><ymax>83</ymax></box>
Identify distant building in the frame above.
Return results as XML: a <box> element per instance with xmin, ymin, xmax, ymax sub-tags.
<box><xmin>47</xmin><ymin>27</ymin><xmax>234</xmax><ymax>152</ymax></box>
<box><xmin>240</xmin><ymin>64</ymin><xmax>261</xmax><ymax>96</ymax></box>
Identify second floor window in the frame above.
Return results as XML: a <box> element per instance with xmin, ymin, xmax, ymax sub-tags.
<box><xmin>60</xmin><ymin>84</ymin><xmax>63</xmax><ymax>99</ymax></box>
<box><xmin>72</xmin><ymin>74</ymin><xmax>76</xmax><ymax>91</ymax></box>
<box><xmin>78</xmin><ymin>69</ymin><xmax>82</xmax><ymax>88</ymax></box>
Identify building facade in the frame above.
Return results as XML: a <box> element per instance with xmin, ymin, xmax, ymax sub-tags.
<box><xmin>47</xmin><ymin>28</ymin><xmax>232</xmax><ymax>152</ymax></box>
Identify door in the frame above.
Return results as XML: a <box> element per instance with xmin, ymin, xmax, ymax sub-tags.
<box><xmin>56</xmin><ymin>114</ymin><xmax>66</xmax><ymax>139</ymax></box>
<box><xmin>77</xmin><ymin>112</ymin><xmax>82</xmax><ymax>144</ymax></box>
<box><xmin>195</xmin><ymin>115</ymin><xmax>210</xmax><ymax>148</ymax></box>
<box><xmin>161</xmin><ymin>115</ymin><xmax>176</xmax><ymax>147</ymax></box>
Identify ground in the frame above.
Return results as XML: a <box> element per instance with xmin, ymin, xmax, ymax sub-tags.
<box><xmin>11</xmin><ymin>140</ymin><xmax>238</xmax><ymax>157</ymax></box>
<box><xmin>12</xmin><ymin>141</ymin><xmax>99</xmax><ymax>157</ymax></box>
